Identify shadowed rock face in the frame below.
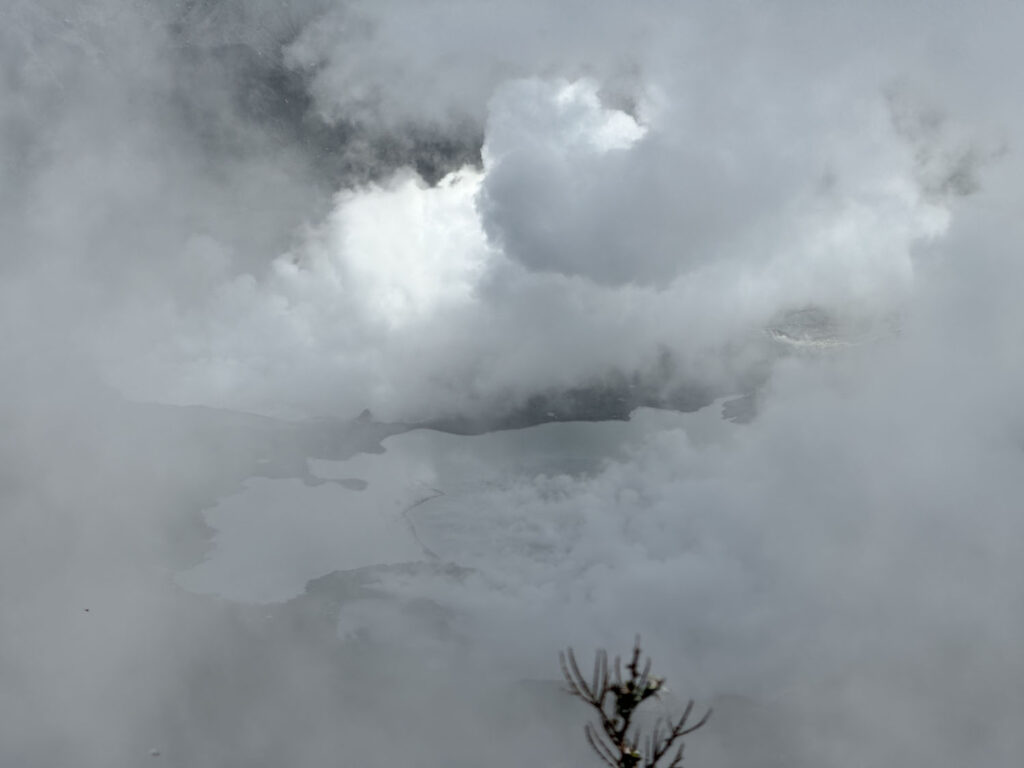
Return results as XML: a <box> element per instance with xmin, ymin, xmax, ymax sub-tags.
<box><xmin>416</xmin><ymin>302</ymin><xmax>898</xmax><ymax>437</ymax></box>
<box><xmin>422</xmin><ymin>378</ymin><xmax>719</xmax><ymax>435</ymax></box>
<box><xmin>169</xmin><ymin>3</ymin><xmax>484</xmax><ymax>188</ymax></box>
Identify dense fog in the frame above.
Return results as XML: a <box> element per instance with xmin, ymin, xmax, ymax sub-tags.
<box><xmin>2</xmin><ymin>2</ymin><xmax>1023</xmax><ymax>766</ymax></box>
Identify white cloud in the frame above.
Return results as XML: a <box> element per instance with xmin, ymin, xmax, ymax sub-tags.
<box><xmin>112</xmin><ymin>68</ymin><xmax>950</xmax><ymax>422</ymax></box>
<box><xmin>4</xmin><ymin>2</ymin><xmax>1024</xmax><ymax>766</ymax></box>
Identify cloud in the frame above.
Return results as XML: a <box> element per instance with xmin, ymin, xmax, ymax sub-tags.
<box><xmin>111</xmin><ymin>68</ymin><xmax>949</xmax><ymax>422</ymax></box>
<box><xmin>3</xmin><ymin>1</ymin><xmax>1024</xmax><ymax>766</ymax></box>
<box><xmin>284</xmin><ymin>0</ymin><xmax>648</xmax><ymax>128</ymax></box>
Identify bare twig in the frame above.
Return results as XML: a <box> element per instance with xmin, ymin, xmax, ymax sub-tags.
<box><xmin>560</xmin><ymin>637</ymin><xmax>711</xmax><ymax>768</ymax></box>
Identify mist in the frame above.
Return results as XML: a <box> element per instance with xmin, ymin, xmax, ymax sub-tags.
<box><xmin>2</xmin><ymin>1</ymin><xmax>1023</xmax><ymax>766</ymax></box>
